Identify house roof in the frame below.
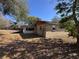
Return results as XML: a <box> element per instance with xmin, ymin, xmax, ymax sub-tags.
<box><xmin>17</xmin><ymin>20</ymin><xmax>47</xmax><ymax>28</ymax></box>
<box><xmin>36</xmin><ymin>20</ymin><xmax>47</xmax><ymax>25</ymax></box>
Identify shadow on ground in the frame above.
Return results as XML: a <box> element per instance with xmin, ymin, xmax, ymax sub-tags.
<box><xmin>0</xmin><ymin>38</ymin><xmax>79</xmax><ymax>59</ymax></box>
<box><xmin>12</xmin><ymin>31</ymin><xmax>42</xmax><ymax>39</ymax></box>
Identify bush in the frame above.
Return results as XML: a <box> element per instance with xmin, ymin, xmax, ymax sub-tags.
<box><xmin>59</xmin><ymin>20</ymin><xmax>77</xmax><ymax>37</ymax></box>
<box><xmin>10</xmin><ymin>24</ymin><xmax>18</xmax><ymax>30</ymax></box>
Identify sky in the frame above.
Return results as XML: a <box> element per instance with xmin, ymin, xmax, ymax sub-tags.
<box><xmin>4</xmin><ymin>0</ymin><xmax>57</xmax><ymax>22</ymax></box>
<box><xmin>28</xmin><ymin>0</ymin><xmax>57</xmax><ymax>21</ymax></box>
<box><xmin>4</xmin><ymin>15</ymin><xmax>16</xmax><ymax>22</ymax></box>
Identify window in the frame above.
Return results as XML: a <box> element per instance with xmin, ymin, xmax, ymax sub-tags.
<box><xmin>26</xmin><ymin>28</ymin><xmax>34</xmax><ymax>31</ymax></box>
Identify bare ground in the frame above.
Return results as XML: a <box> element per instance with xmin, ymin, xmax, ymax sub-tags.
<box><xmin>0</xmin><ymin>30</ymin><xmax>78</xmax><ymax>59</ymax></box>
<box><xmin>0</xmin><ymin>30</ymin><xmax>77</xmax><ymax>44</ymax></box>
<box><xmin>0</xmin><ymin>30</ymin><xmax>22</xmax><ymax>44</ymax></box>
<box><xmin>46</xmin><ymin>31</ymin><xmax>77</xmax><ymax>43</ymax></box>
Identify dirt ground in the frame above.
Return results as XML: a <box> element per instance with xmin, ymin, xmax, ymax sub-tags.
<box><xmin>0</xmin><ymin>30</ymin><xmax>22</xmax><ymax>44</ymax></box>
<box><xmin>0</xmin><ymin>30</ymin><xmax>78</xmax><ymax>59</ymax></box>
<box><xmin>46</xmin><ymin>31</ymin><xmax>77</xmax><ymax>43</ymax></box>
<box><xmin>0</xmin><ymin>30</ymin><xmax>77</xmax><ymax>44</ymax></box>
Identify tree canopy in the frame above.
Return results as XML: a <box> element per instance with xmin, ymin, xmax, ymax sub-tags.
<box><xmin>55</xmin><ymin>0</ymin><xmax>79</xmax><ymax>44</ymax></box>
<box><xmin>0</xmin><ymin>0</ymin><xmax>28</xmax><ymax>20</ymax></box>
<box><xmin>26</xmin><ymin>16</ymin><xmax>41</xmax><ymax>24</ymax></box>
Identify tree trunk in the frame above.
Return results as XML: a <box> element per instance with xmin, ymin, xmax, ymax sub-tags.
<box><xmin>76</xmin><ymin>26</ymin><xmax>79</xmax><ymax>45</ymax></box>
<box><xmin>77</xmin><ymin>35</ymin><xmax>79</xmax><ymax>44</ymax></box>
<box><xmin>72</xmin><ymin>0</ymin><xmax>79</xmax><ymax>45</ymax></box>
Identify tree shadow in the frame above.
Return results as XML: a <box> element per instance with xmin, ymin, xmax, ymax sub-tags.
<box><xmin>0</xmin><ymin>38</ymin><xmax>79</xmax><ymax>59</ymax></box>
<box><xmin>19</xmin><ymin>33</ymin><xmax>42</xmax><ymax>39</ymax></box>
<box><xmin>12</xmin><ymin>31</ymin><xmax>42</xmax><ymax>39</ymax></box>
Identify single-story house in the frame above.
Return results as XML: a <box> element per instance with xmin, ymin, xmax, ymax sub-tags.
<box><xmin>17</xmin><ymin>20</ymin><xmax>46</xmax><ymax>37</ymax></box>
<box><xmin>46</xmin><ymin>20</ymin><xmax>60</xmax><ymax>31</ymax></box>
<box><xmin>46</xmin><ymin>20</ymin><xmax>65</xmax><ymax>31</ymax></box>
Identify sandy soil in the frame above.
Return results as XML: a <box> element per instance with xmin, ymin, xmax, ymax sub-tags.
<box><xmin>46</xmin><ymin>31</ymin><xmax>77</xmax><ymax>43</ymax></box>
<box><xmin>0</xmin><ymin>30</ymin><xmax>78</xmax><ymax>59</ymax></box>
<box><xmin>0</xmin><ymin>30</ymin><xmax>22</xmax><ymax>44</ymax></box>
<box><xmin>0</xmin><ymin>30</ymin><xmax>77</xmax><ymax>44</ymax></box>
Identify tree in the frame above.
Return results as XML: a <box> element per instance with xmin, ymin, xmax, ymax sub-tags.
<box><xmin>55</xmin><ymin>0</ymin><xmax>79</xmax><ymax>44</ymax></box>
<box><xmin>0</xmin><ymin>13</ymin><xmax>11</xmax><ymax>29</ymax></box>
<box><xmin>59</xmin><ymin>16</ymin><xmax>77</xmax><ymax>37</ymax></box>
<box><xmin>14</xmin><ymin>0</ymin><xmax>28</xmax><ymax>21</ymax></box>
<box><xmin>60</xmin><ymin>19</ymin><xmax>77</xmax><ymax>37</ymax></box>
<box><xmin>0</xmin><ymin>0</ymin><xmax>28</xmax><ymax>20</ymax></box>
<box><xmin>26</xmin><ymin>16</ymin><xmax>40</xmax><ymax>24</ymax></box>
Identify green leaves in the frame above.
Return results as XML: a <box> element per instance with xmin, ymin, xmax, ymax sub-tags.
<box><xmin>64</xmin><ymin>20</ymin><xmax>77</xmax><ymax>37</ymax></box>
<box><xmin>26</xmin><ymin>16</ymin><xmax>40</xmax><ymax>24</ymax></box>
<box><xmin>55</xmin><ymin>0</ymin><xmax>78</xmax><ymax>37</ymax></box>
<box><xmin>0</xmin><ymin>0</ymin><xmax>28</xmax><ymax>21</ymax></box>
<box><xmin>15</xmin><ymin>0</ymin><xmax>28</xmax><ymax>20</ymax></box>
<box><xmin>55</xmin><ymin>0</ymin><xmax>72</xmax><ymax>17</ymax></box>
<box><xmin>59</xmin><ymin>15</ymin><xmax>73</xmax><ymax>23</ymax></box>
